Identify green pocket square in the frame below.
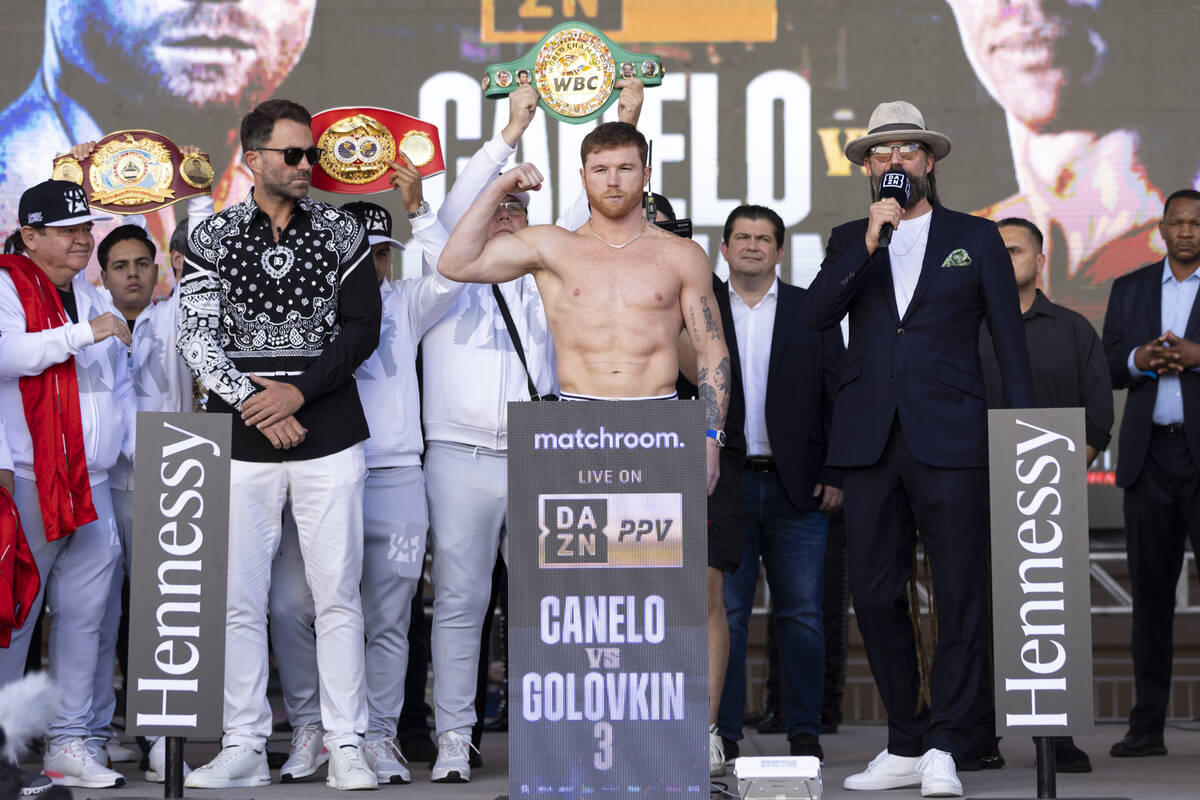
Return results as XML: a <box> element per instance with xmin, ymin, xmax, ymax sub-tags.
<box><xmin>940</xmin><ymin>248</ymin><xmax>972</xmax><ymax>268</ymax></box>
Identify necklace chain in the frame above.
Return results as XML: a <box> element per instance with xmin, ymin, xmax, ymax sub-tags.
<box><xmin>889</xmin><ymin>212</ymin><xmax>932</xmax><ymax>257</ymax></box>
<box><xmin>587</xmin><ymin>219</ymin><xmax>648</xmax><ymax>249</ymax></box>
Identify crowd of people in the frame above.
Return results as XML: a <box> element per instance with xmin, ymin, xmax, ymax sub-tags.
<box><xmin>0</xmin><ymin>74</ymin><xmax>1197</xmax><ymax>800</ymax></box>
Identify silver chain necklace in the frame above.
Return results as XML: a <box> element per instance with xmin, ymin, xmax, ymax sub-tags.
<box><xmin>587</xmin><ymin>219</ymin><xmax>648</xmax><ymax>249</ymax></box>
<box><xmin>888</xmin><ymin>212</ymin><xmax>932</xmax><ymax>257</ymax></box>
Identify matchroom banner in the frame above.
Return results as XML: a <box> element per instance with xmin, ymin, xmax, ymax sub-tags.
<box><xmin>988</xmin><ymin>408</ymin><xmax>1094</xmax><ymax>738</ymax></box>
<box><xmin>507</xmin><ymin>400</ymin><xmax>709</xmax><ymax>798</ymax></box>
<box><xmin>127</xmin><ymin>412</ymin><xmax>231</xmax><ymax>738</ymax></box>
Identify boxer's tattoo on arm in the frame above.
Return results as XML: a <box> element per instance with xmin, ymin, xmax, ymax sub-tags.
<box><xmin>701</xmin><ymin>296</ymin><xmax>720</xmax><ymax>340</ymax></box>
<box><xmin>697</xmin><ymin>355</ymin><xmax>730</xmax><ymax>431</ymax></box>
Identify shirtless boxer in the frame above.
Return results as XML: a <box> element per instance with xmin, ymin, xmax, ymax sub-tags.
<box><xmin>437</xmin><ymin>121</ymin><xmax>730</xmax><ymax>494</ymax></box>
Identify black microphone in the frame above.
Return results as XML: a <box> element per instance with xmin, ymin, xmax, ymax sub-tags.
<box><xmin>877</xmin><ymin>169</ymin><xmax>911</xmax><ymax>248</ymax></box>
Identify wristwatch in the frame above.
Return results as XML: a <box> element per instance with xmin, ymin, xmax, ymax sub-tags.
<box><xmin>706</xmin><ymin>428</ymin><xmax>726</xmax><ymax>448</ymax></box>
<box><xmin>406</xmin><ymin>200</ymin><xmax>431</xmax><ymax>219</ymax></box>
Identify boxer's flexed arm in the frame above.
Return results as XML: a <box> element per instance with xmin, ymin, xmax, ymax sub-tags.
<box><xmin>437</xmin><ymin>164</ymin><xmax>546</xmax><ymax>284</ymax></box>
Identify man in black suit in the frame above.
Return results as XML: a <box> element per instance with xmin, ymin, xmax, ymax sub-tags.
<box><xmin>1101</xmin><ymin>188</ymin><xmax>1200</xmax><ymax>758</ymax></box>
<box><xmin>807</xmin><ymin>101</ymin><xmax>1035</xmax><ymax>797</ymax></box>
<box><xmin>712</xmin><ymin>205</ymin><xmax>844</xmax><ymax>762</ymax></box>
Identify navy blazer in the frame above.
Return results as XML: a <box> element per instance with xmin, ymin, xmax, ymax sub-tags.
<box><xmin>719</xmin><ymin>280</ymin><xmax>843</xmax><ymax>511</ymax></box>
<box><xmin>1101</xmin><ymin>260</ymin><xmax>1200</xmax><ymax>488</ymax></box>
<box><xmin>807</xmin><ymin>204</ymin><xmax>1035</xmax><ymax>469</ymax></box>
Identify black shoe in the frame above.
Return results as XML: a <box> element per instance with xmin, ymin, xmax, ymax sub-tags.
<box><xmin>819</xmin><ymin>714</ymin><xmax>840</xmax><ymax>735</ymax></box>
<box><xmin>1053</xmin><ymin>737</ymin><xmax>1092</xmax><ymax>773</ymax></box>
<box><xmin>721</xmin><ymin>737</ymin><xmax>740</xmax><ymax>762</ymax></box>
<box><xmin>979</xmin><ymin>746</ymin><xmax>1006</xmax><ymax>770</ymax></box>
<box><xmin>788</xmin><ymin>733</ymin><xmax>824</xmax><ymax>761</ymax></box>
<box><xmin>1110</xmin><ymin>730</ymin><xmax>1166</xmax><ymax>758</ymax></box>
<box><xmin>756</xmin><ymin>709</ymin><xmax>785</xmax><ymax>734</ymax></box>
<box><xmin>19</xmin><ymin>770</ymin><xmax>53</xmax><ymax>795</ymax></box>
<box><xmin>399</xmin><ymin>732</ymin><xmax>438</xmax><ymax>766</ymax></box>
<box><xmin>742</xmin><ymin>710</ymin><xmax>765</xmax><ymax>727</ymax></box>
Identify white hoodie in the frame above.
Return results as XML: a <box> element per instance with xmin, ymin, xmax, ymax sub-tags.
<box><xmin>0</xmin><ymin>270</ymin><xmax>135</xmax><ymax>484</ymax></box>
<box><xmin>356</xmin><ymin>212</ymin><xmax>463</xmax><ymax>468</ymax></box>
<box><xmin>420</xmin><ymin>133</ymin><xmax>558</xmax><ymax>451</ymax></box>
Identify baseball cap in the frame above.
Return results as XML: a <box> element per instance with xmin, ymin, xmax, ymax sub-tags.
<box><xmin>18</xmin><ymin>180</ymin><xmax>113</xmax><ymax>227</ymax></box>
<box><xmin>342</xmin><ymin>201</ymin><xmax>405</xmax><ymax>249</ymax></box>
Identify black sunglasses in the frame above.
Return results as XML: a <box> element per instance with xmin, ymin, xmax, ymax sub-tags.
<box><xmin>256</xmin><ymin>146</ymin><xmax>322</xmax><ymax>166</ymax></box>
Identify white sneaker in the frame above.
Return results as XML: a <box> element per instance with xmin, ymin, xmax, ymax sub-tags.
<box><xmin>430</xmin><ymin>729</ymin><xmax>474</xmax><ymax>783</ymax></box>
<box><xmin>42</xmin><ymin>738</ymin><xmax>125</xmax><ymax>789</ymax></box>
<box><xmin>146</xmin><ymin>737</ymin><xmax>192</xmax><ymax>783</ymax></box>
<box><xmin>327</xmin><ymin>744</ymin><xmax>379</xmax><ymax>791</ymax></box>
<box><xmin>843</xmin><ymin>748</ymin><xmax>922</xmax><ymax>791</ymax></box>
<box><xmin>81</xmin><ymin>736</ymin><xmax>109</xmax><ymax>765</ymax></box>
<box><xmin>916</xmin><ymin>748</ymin><xmax>963</xmax><ymax>797</ymax></box>
<box><xmin>280</xmin><ymin>721</ymin><xmax>328</xmax><ymax>782</ymax></box>
<box><xmin>106</xmin><ymin>739</ymin><xmax>140</xmax><ymax>763</ymax></box>
<box><xmin>709</xmin><ymin>725</ymin><xmax>726</xmax><ymax>778</ymax></box>
<box><xmin>364</xmin><ymin>737</ymin><xmax>411</xmax><ymax>784</ymax></box>
<box><xmin>184</xmin><ymin>744</ymin><xmax>270</xmax><ymax>789</ymax></box>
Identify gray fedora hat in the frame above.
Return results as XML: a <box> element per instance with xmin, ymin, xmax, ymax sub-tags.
<box><xmin>843</xmin><ymin>100</ymin><xmax>952</xmax><ymax>166</ymax></box>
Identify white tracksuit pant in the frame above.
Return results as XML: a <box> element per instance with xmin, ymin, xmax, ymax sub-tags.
<box><xmin>223</xmin><ymin>444</ymin><xmax>368</xmax><ymax>749</ymax></box>
<box><xmin>269</xmin><ymin>465</ymin><xmax>427</xmax><ymax>738</ymax></box>
<box><xmin>0</xmin><ymin>477</ymin><xmax>121</xmax><ymax>746</ymax></box>
<box><xmin>423</xmin><ymin>440</ymin><xmax>508</xmax><ymax>736</ymax></box>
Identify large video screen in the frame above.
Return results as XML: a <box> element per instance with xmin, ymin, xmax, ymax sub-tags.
<box><xmin>4</xmin><ymin>0</ymin><xmax>1194</xmax><ymax>526</ymax></box>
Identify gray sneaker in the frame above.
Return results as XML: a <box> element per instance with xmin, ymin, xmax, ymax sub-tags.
<box><xmin>364</xmin><ymin>737</ymin><xmax>411</xmax><ymax>784</ymax></box>
<box><xmin>430</xmin><ymin>730</ymin><xmax>475</xmax><ymax>783</ymax></box>
<box><xmin>280</xmin><ymin>721</ymin><xmax>328</xmax><ymax>782</ymax></box>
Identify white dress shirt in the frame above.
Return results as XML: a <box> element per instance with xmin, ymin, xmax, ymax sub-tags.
<box><xmin>729</xmin><ymin>278</ymin><xmax>779</xmax><ymax>457</ymax></box>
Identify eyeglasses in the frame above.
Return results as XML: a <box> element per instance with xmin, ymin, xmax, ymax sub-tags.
<box><xmin>256</xmin><ymin>146</ymin><xmax>322</xmax><ymax>166</ymax></box>
<box><xmin>494</xmin><ymin>201</ymin><xmax>527</xmax><ymax>217</ymax></box>
<box><xmin>868</xmin><ymin>143</ymin><xmax>925</xmax><ymax>163</ymax></box>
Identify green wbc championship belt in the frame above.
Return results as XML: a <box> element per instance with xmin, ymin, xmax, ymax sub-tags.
<box><xmin>483</xmin><ymin>22</ymin><xmax>663</xmax><ymax>124</ymax></box>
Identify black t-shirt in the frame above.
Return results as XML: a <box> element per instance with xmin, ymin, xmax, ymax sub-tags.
<box><xmin>57</xmin><ymin>289</ymin><xmax>78</xmax><ymax>323</ymax></box>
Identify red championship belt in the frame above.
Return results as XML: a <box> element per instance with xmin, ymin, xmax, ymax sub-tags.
<box><xmin>50</xmin><ymin>130</ymin><xmax>214</xmax><ymax>215</ymax></box>
<box><xmin>310</xmin><ymin>107</ymin><xmax>444</xmax><ymax>195</ymax></box>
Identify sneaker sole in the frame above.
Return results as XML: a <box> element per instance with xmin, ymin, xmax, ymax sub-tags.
<box><xmin>185</xmin><ymin>775</ymin><xmax>271</xmax><ymax>788</ymax></box>
<box><xmin>281</xmin><ymin>753</ymin><xmax>330</xmax><ymax>782</ymax></box>
<box><xmin>921</xmin><ymin>786</ymin><xmax>963</xmax><ymax>798</ymax></box>
<box><xmin>844</xmin><ymin>775</ymin><xmax>922</xmax><ymax>791</ymax></box>
<box><xmin>43</xmin><ymin>771</ymin><xmax>126</xmax><ymax>789</ymax></box>
<box><xmin>431</xmin><ymin>770</ymin><xmax>469</xmax><ymax>783</ymax></box>
<box><xmin>326</xmin><ymin>776</ymin><xmax>380</xmax><ymax>790</ymax></box>
<box><xmin>377</xmin><ymin>771</ymin><xmax>412</xmax><ymax>784</ymax></box>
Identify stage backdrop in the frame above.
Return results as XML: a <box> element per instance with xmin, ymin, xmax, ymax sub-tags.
<box><xmin>507</xmin><ymin>400</ymin><xmax>708</xmax><ymax>799</ymax></box>
<box><xmin>3</xmin><ymin>0</ymin><xmax>1196</xmax><ymax>526</ymax></box>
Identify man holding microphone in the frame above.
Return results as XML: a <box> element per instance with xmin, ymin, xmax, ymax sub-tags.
<box><xmin>806</xmin><ymin>101</ymin><xmax>1035</xmax><ymax>797</ymax></box>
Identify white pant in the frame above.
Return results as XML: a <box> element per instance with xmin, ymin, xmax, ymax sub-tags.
<box><xmin>269</xmin><ymin>465</ymin><xmax>427</xmax><ymax>738</ymax></box>
<box><xmin>224</xmin><ymin>445</ymin><xmax>368</xmax><ymax>749</ymax></box>
<box><xmin>424</xmin><ymin>441</ymin><xmax>507</xmax><ymax>735</ymax></box>
<box><xmin>0</xmin><ymin>477</ymin><xmax>121</xmax><ymax>745</ymax></box>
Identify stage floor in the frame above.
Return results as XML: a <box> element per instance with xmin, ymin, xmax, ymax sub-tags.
<box><xmin>62</xmin><ymin>720</ymin><xmax>1199</xmax><ymax>798</ymax></box>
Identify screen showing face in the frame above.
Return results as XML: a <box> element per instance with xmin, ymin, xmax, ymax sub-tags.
<box><xmin>3</xmin><ymin>1</ymin><xmax>1193</xmax><ymax>524</ymax></box>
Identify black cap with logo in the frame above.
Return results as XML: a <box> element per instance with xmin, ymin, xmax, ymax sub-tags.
<box><xmin>19</xmin><ymin>180</ymin><xmax>113</xmax><ymax>227</ymax></box>
<box><xmin>342</xmin><ymin>201</ymin><xmax>404</xmax><ymax>249</ymax></box>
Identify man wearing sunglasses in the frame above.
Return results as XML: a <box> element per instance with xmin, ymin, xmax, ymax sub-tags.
<box><xmin>806</xmin><ymin>101</ymin><xmax>1035</xmax><ymax>797</ymax></box>
<box><xmin>176</xmin><ymin>98</ymin><xmax>381</xmax><ymax>791</ymax></box>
